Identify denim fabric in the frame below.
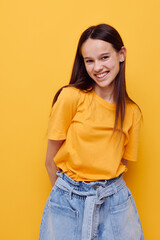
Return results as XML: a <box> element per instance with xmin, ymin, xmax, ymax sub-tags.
<box><xmin>39</xmin><ymin>171</ymin><xmax>144</xmax><ymax>240</ymax></box>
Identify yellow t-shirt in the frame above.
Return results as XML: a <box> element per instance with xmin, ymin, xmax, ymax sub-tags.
<box><xmin>48</xmin><ymin>87</ymin><xmax>142</xmax><ymax>181</ymax></box>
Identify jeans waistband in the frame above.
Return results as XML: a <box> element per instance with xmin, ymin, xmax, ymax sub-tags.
<box><xmin>56</xmin><ymin>170</ymin><xmax>122</xmax><ymax>186</ymax></box>
<box><xmin>55</xmin><ymin>171</ymin><xmax>126</xmax><ymax>202</ymax></box>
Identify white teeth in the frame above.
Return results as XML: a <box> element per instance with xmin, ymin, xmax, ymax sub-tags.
<box><xmin>96</xmin><ymin>72</ymin><xmax>108</xmax><ymax>78</ymax></box>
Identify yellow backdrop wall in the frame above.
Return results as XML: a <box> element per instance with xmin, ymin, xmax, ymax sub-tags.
<box><xmin>0</xmin><ymin>0</ymin><xmax>160</xmax><ymax>239</ymax></box>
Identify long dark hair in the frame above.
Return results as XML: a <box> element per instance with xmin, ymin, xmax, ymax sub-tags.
<box><xmin>52</xmin><ymin>24</ymin><xmax>135</xmax><ymax>133</ymax></box>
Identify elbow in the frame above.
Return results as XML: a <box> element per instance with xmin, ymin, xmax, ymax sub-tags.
<box><xmin>121</xmin><ymin>158</ymin><xmax>128</xmax><ymax>166</ymax></box>
<box><xmin>45</xmin><ymin>157</ymin><xmax>56</xmax><ymax>170</ymax></box>
<box><xmin>45</xmin><ymin>158</ymin><xmax>52</xmax><ymax>169</ymax></box>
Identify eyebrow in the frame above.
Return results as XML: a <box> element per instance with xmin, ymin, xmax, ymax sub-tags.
<box><xmin>83</xmin><ymin>52</ymin><xmax>110</xmax><ymax>59</ymax></box>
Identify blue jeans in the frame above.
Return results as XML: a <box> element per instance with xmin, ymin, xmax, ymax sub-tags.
<box><xmin>39</xmin><ymin>171</ymin><xmax>144</xmax><ymax>240</ymax></box>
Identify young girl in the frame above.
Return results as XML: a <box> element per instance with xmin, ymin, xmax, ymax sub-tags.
<box><xmin>39</xmin><ymin>24</ymin><xmax>144</xmax><ymax>240</ymax></box>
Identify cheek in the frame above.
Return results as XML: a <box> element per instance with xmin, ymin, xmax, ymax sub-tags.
<box><xmin>85</xmin><ymin>65</ymin><xmax>92</xmax><ymax>75</ymax></box>
<box><xmin>109</xmin><ymin>60</ymin><xmax>120</xmax><ymax>73</ymax></box>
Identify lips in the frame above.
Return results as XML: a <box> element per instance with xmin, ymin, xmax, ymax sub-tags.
<box><xmin>95</xmin><ymin>71</ymin><xmax>109</xmax><ymax>79</ymax></box>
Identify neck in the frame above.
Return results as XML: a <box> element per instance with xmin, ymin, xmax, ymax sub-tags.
<box><xmin>93</xmin><ymin>83</ymin><xmax>115</xmax><ymax>104</ymax></box>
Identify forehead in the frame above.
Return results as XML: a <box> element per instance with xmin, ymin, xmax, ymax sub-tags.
<box><xmin>81</xmin><ymin>39</ymin><xmax>115</xmax><ymax>57</ymax></box>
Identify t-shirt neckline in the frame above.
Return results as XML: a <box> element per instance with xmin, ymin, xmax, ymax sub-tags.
<box><xmin>92</xmin><ymin>90</ymin><xmax>116</xmax><ymax>110</ymax></box>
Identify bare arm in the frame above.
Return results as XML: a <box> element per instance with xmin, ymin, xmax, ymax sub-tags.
<box><xmin>45</xmin><ymin>139</ymin><xmax>65</xmax><ymax>187</ymax></box>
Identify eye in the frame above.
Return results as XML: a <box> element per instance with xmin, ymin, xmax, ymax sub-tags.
<box><xmin>102</xmin><ymin>56</ymin><xmax>109</xmax><ymax>60</ymax></box>
<box><xmin>85</xmin><ymin>59</ymin><xmax>93</xmax><ymax>63</ymax></box>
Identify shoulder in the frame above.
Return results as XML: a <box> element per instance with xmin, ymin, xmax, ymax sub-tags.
<box><xmin>57</xmin><ymin>86</ymin><xmax>88</xmax><ymax>104</ymax></box>
<box><xmin>59</xmin><ymin>86</ymin><xmax>81</xmax><ymax>98</ymax></box>
<box><xmin>56</xmin><ymin>86</ymin><xmax>80</xmax><ymax>103</ymax></box>
<box><xmin>49</xmin><ymin>87</ymin><xmax>82</xmax><ymax>117</ymax></box>
<box><xmin>126</xmin><ymin>101</ymin><xmax>142</xmax><ymax>123</ymax></box>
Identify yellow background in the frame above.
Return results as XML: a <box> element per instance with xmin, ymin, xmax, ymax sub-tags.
<box><xmin>0</xmin><ymin>0</ymin><xmax>160</xmax><ymax>239</ymax></box>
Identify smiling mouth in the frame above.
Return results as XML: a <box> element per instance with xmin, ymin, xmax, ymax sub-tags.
<box><xmin>95</xmin><ymin>71</ymin><xmax>109</xmax><ymax>78</ymax></box>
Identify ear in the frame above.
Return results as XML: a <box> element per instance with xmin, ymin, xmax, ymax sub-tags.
<box><xmin>119</xmin><ymin>46</ymin><xmax>126</xmax><ymax>62</ymax></box>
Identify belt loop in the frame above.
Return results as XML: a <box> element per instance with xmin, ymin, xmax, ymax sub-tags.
<box><xmin>113</xmin><ymin>183</ymin><xmax>118</xmax><ymax>194</ymax></box>
<box><xmin>69</xmin><ymin>188</ymin><xmax>74</xmax><ymax>200</ymax></box>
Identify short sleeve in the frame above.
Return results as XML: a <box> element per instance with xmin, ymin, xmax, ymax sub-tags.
<box><xmin>122</xmin><ymin>105</ymin><xmax>142</xmax><ymax>162</ymax></box>
<box><xmin>48</xmin><ymin>87</ymin><xmax>79</xmax><ymax>140</ymax></box>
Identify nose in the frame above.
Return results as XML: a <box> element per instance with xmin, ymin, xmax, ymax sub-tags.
<box><xmin>94</xmin><ymin>60</ymin><xmax>103</xmax><ymax>72</ymax></box>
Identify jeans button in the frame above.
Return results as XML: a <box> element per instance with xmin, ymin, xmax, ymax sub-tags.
<box><xmin>94</xmin><ymin>185</ymin><xmax>98</xmax><ymax>190</ymax></box>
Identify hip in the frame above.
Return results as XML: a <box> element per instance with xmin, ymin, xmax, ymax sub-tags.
<box><xmin>39</xmin><ymin>171</ymin><xmax>144</xmax><ymax>240</ymax></box>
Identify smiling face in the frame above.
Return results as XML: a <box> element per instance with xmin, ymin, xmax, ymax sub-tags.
<box><xmin>81</xmin><ymin>38</ymin><xmax>126</xmax><ymax>95</ymax></box>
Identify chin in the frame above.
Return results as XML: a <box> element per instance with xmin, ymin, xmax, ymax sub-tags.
<box><xmin>96</xmin><ymin>81</ymin><xmax>112</xmax><ymax>88</ymax></box>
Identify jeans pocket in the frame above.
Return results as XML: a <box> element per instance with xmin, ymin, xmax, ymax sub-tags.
<box><xmin>110</xmin><ymin>188</ymin><xmax>143</xmax><ymax>240</ymax></box>
<box><xmin>48</xmin><ymin>201</ymin><xmax>78</xmax><ymax>219</ymax></box>
<box><xmin>47</xmin><ymin>186</ymin><xmax>78</xmax><ymax>240</ymax></box>
<box><xmin>48</xmin><ymin>200</ymin><xmax>78</xmax><ymax>240</ymax></box>
<box><xmin>39</xmin><ymin>187</ymin><xmax>78</xmax><ymax>240</ymax></box>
